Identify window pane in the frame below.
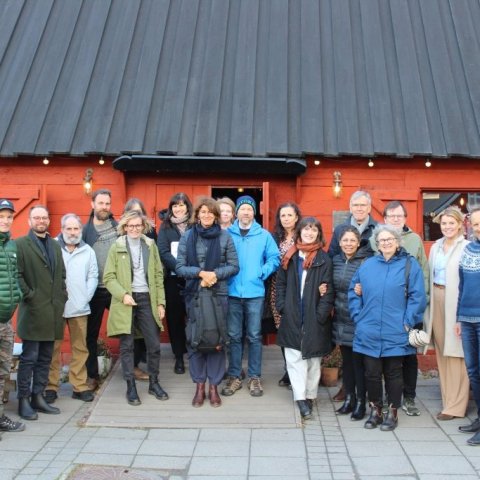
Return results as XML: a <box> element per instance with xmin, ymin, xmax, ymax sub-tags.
<box><xmin>423</xmin><ymin>191</ymin><xmax>479</xmax><ymax>241</ymax></box>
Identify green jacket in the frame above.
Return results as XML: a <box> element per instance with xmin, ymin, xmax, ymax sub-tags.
<box><xmin>104</xmin><ymin>235</ymin><xmax>165</xmax><ymax>337</ymax></box>
<box><xmin>0</xmin><ymin>232</ymin><xmax>22</xmax><ymax>323</ymax></box>
<box><xmin>16</xmin><ymin>232</ymin><xmax>67</xmax><ymax>340</ymax></box>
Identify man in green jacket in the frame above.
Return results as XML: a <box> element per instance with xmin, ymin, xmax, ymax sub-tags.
<box><xmin>0</xmin><ymin>199</ymin><xmax>25</xmax><ymax>438</ymax></box>
<box><xmin>16</xmin><ymin>205</ymin><xmax>67</xmax><ymax>421</ymax></box>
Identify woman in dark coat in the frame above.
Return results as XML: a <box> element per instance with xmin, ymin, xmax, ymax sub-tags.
<box><xmin>157</xmin><ymin>193</ymin><xmax>193</xmax><ymax>374</ymax></box>
<box><xmin>176</xmin><ymin>197</ymin><xmax>239</xmax><ymax>407</ymax></box>
<box><xmin>276</xmin><ymin>217</ymin><xmax>334</xmax><ymax>420</ymax></box>
<box><xmin>332</xmin><ymin>227</ymin><xmax>372</xmax><ymax>420</ymax></box>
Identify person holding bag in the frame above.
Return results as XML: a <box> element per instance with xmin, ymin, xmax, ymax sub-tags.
<box><xmin>176</xmin><ymin>197</ymin><xmax>239</xmax><ymax>408</ymax></box>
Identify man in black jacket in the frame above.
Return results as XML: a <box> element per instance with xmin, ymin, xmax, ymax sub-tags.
<box><xmin>82</xmin><ymin>189</ymin><xmax>117</xmax><ymax>389</ymax></box>
<box><xmin>328</xmin><ymin>190</ymin><xmax>377</xmax><ymax>258</ymax></box>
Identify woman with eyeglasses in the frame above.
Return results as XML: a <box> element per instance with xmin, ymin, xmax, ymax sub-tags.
<box><xmin>426</xmin><ymin>206</ymin><xmax>470</xmax><ymax>421</ymax></box>
<box><xmin>349</xmin><ymin>225</ymin><xmax>426</xmax><ymax>431</ymax></box>
<box><xmin>104</xmin><ymin>210</ymin><xmax>168</xmax><ymax>406</ymax></box>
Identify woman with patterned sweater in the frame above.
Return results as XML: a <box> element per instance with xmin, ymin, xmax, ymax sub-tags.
<box><xmin>457</xmin><ymin>207</ymin><xmax>480</xmax><ymax>445</ymax></box>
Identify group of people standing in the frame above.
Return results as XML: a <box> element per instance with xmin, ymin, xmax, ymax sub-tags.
<box><xmin>0</xmin><ymin>188</ymin><xmax>479</xmax><ymax>446</ymax></box>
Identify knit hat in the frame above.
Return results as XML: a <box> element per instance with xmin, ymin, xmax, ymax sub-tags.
<box><xmin>235</xmin><ymin>195</ymin><xmax>256</xmax><ymax>215</ymax></box>
<box><xmin>0</xmin><ymin>199</ymin><xmax>14</xmax><ymax>212</ymax></box>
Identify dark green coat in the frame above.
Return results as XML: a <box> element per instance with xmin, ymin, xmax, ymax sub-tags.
<box><xmin>0</xmin><ymin>232</ymin><xmax>22</xmax><ymax>323</ymax></box>
<box><xmin>16</xmin><ymin>232</ymin><xmax>67</xmax><ymax>341</ymax></box>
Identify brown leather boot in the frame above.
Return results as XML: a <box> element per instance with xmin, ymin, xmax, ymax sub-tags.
<box><xmin>192</xmin><ymin>383</ymin><xmax>206</xmax><ymax>407</ymax></box>
<box><xmin>209</xmin><ymin>384</ymin><xmax>222</xmax><ymax>408</ymax></box>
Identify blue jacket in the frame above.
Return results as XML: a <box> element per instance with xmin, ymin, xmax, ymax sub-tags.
<box><xmin>348</xmin><ymin>248</ymin><xmax>426</xmax><ymax>358</ymax></box>
<box><xmin>458</xmin><ymin>238</ymin><xmax>480</xmax><ymax>321</ymax></box>
<box><xmin>227</xmin><ymin>220</ymin><xmax>280</xmax><ymax>298</ymax></box>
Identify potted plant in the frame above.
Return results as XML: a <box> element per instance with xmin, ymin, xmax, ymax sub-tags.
<box><xmin>97</xmin><ymin>338</ymin><xmax>112</xmax><ymax>379</ymax></box>
<box><xmin>321</xmin><ymin>345</ymin><xmax>342</xmax><ymax>387</ymax></box>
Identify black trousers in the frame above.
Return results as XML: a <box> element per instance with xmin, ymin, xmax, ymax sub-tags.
<box><xmin>340</xmin><ymin>345</ymin><xmax>366</xmax><ymax>400</ymax></box>
<box><xmin>119</xmin><ymin>292</ymin><xmax>161</xmax><ymax>381</ymax></box>
<box><xmin>86</xmin><ymin>287</ymin><xmax>111</xmax><ymax>379</ymax></box>
<box><xmin>363</xmin><ymin>354</ymin><xmax>403</xmax><ymax>408</ymax></box>
<box><xmin>403</xmin><ymin>353</ymin><xmax>418</xmax><ymax>399</ymax></box>
<box><xmin>164</xmin><ymin>275</ymin><xmax>187</xmax><ymax>357</ymax></box>
<box><xmin>17</xmin><ymin>340</ymin><xmax>54</xmax><ymax>398</ymax></box>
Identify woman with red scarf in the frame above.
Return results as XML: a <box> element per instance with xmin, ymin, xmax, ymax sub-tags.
<box><xmin>276</xmin><ymin>217</ymin><xmax>334</xmax><ymax>420</ymax></box>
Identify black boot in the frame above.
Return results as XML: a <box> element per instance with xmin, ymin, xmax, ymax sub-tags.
<box><xmin>351</xmin><ymin>399</ymin><xmax>366</xmax><ymax>421</ymax></box>
<box><xmin>174</xmin><ymin>356</ymin><xmax>185</xmax><ymax>374</ymax></box>
<box><xmin>126</xmin><ymin>379</ymin><xmax>141</xmax><ymax>406</ymax></box>
<box><xmin>148</xmin><ymin>376</ymin><xmax>169</xmax><ymax>400</ymax></box>
<box><xmin>364</xmin><ymin>402</ymin><xmax>383</xmax><ymax>429</ymax></box>
<box><xmin>297</xmin><ymin>400</ymin><xmax>312</xmax><ymax>420</ymax></box>
<box><xmin>18</xmin><ymin>398</ymin><xmax>38</xmax><ymax>421</ymax></box>
<box><xmin>30</xmin><ymin>393</ymin><xmax>60</xmax><ymax>414</ymax></box>
<box><xmin>336</xmin><ymin>393</ymin><xmax>355</xmax><ymax>415</ymax></box>
<box><xmin>380</xmin><ymin>405</ymin><xmax>398</xmax><ymax>431</ymax></box>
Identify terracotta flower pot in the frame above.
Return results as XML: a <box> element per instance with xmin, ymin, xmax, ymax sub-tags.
<box><xmin>320</xmin><ymin>366</ymin><xmax>339</xmax><ymax>387</ymax></box>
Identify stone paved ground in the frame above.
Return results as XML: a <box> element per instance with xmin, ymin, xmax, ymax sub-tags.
<box><xmin>1</xmin><ymin>346</ymin><xmax>480</xmax><ymax>479</ymax></box>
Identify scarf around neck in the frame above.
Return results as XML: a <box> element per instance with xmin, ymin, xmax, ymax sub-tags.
<box><xmin>282</xmin><ymin>240</ymin><xmax>322</xmax><ymax>270</ymax></box>
<box><xmin>184</xmin><ymin>223</ymin><xmax>222</xmax><ymax>299</ymax></box>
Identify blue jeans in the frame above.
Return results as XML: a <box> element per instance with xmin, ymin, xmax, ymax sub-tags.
<box><xmin>461</xmin><ymin>321</ymin><xmax>480</xmax><ymax>416</ymax></box>
<box><xmin>227</xmin><ymin>297</ymin><xmax>264</xmax><ymax>378</ymax></box>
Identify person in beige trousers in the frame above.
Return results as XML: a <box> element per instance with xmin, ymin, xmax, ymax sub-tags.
<box><xmin>426</xmin><ymin>207</ymin><xmax>469</xmax><ymax>420</ymax></box>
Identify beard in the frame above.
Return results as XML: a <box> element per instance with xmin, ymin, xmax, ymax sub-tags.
<box><xmin>62</xmin><ymin>233</ymin><xmax>82</xmax><ymax>245</ymax></box>
<box><xmin>94</xmin><ymin>209</ymin><xmax>110</xmax><ymax>221</ymax></box>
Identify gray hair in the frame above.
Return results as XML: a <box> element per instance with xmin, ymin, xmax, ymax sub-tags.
<box><xmin>61</xmin><ymin>213</ymin><xmax>83</xmax><ymax>229</ymax></box>
<box><xmin>350</xmin><ymin>190</ymin><xmax>372</xmax><ymax>206</ymax></box>
<box><xmin>373</xmin><ymin>224</ymin><xmax>402</xmax><ymax>246</ymax></box>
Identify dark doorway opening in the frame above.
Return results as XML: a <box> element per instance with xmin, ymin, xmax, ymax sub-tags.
<box><xmin>212</xmin><ymin>186</ymin><xmax>264</xmax><ymax>226</ymax></box>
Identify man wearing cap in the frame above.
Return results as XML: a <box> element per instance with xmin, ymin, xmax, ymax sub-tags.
<box><xmin>222</xmin><ymin>196</ymin><xmax>280</xmax><ymax>397</ymax></box>
<box><xmin>16</xmin><ymin>205</ymin><xmax>67</xmax><ymax>420</ymax></box>
<box><xmin>0</xmin><ymin>199</ymin><xmax>25</xmax><ymax>437</ymax></box>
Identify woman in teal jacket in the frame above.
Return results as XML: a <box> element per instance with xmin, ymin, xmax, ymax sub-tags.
<box><xmin>104</xmin><ymin>211</ymin><xmax>167</xmax><ymax>406</ymax></box>
<box><xmin>348</xmin><ymin>225</ymin><xmax>426</xmax><ymax>431</ymax></box>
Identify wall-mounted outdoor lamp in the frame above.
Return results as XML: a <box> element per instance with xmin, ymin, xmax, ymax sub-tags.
<box><xmin>333</xmin><ymin>171</ymin><xmax>342</xmax><ymax>198</ymax></box>
<box><xmin>83</xmin><ymin>168</ymin><xmax>94</xmax><ymax>195</ymax></box>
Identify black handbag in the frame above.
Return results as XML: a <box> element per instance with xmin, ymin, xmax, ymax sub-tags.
<box><xmin>186</xmin><ymin>287</ymin><xmax>228</xmax><ymax>353</ymax></box>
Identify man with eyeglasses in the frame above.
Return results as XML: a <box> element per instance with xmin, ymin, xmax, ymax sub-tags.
<box><xmin>82</xmin><ymin>189</ymin><xmax>118</xmax><ymax>389</ymax></box>
<box><xmin>16</xmin><ymin>205</ymin><xmax>67</xmax><ymax>420</ymax></box>
<box><xmin>328</xmin><ymin>190</ymin><xmax>377</xmax><ymax>258</ymax></box>
<box><xmin>371</xmin><ymin>200</ymin><xmax>429</xmax><ymax>417</ymax></box>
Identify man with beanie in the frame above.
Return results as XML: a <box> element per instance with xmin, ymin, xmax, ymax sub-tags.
<box><xmin>222</xmin><ymin>196</ymin><xmax>280</xmax><ymax>397</ymax></box>
<box><xmin>0</xmin><ymin>199</ymin><xmax>25</xmax><ymax>437</ymax></box>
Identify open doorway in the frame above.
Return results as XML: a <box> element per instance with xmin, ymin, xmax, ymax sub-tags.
<box><xmin>211</xmin><ymin>186</ymin><xmax>264</xmax><ymax>226</ymax></box>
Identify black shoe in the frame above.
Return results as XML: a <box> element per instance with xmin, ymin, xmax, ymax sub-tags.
<box><xmin>126</xmin><ymin>379</ymin><xmax>141</xmax><ymax>406</ymax></box>
<box><xmin>72</xmin><ymin>390</ymin><xmax>95</xmax><ymax>402</ymax></box>
<box><xmin>44</xmin><ymin>389</ymin><xmax>57</xmax><ymax>404</ymax></box>
<box><xmin>380</xmin><ymin>405</ymin><xmax>398</xmax><ymax>431</ymax></box>
<box><xmin>336</xmin><ymin>393</ymin><xmax>355</xmax><ymax>415</ymax></box>
<box><xmin>351</xmin><ymin>400</ymin><xmax>366</xmax><ymax>421</ymax></box>
<box><xmin>467</xmin><ymin>430</ymin><xmax>480</xmax><ymax>446</ymax></box>
<box><xmin>0</xmin><ymin>414</ymin><xmax>25</xmax><ymax>432</ymax></box>
<box><xmin>278</xmin><ymin>371</ymin><xmax>291</xmax><ymax>387</ymax></box>
<box><xmin>174</xmin><ymin>356</ymin><xmax>185</xmax><ymax>374</ymax></box>
<box><xmin>148</xmin><ymin>376</ymin><xmax>169</xmax><ymax>400</ymax></box>
<box><xmin>459</xmin><ymin>418</ymin><xmax>480</xmax><ymax>433</ymax></box>
<box><xmin>364</xmin><ymin>402</ymin><xmax>383</xmax><ymax>429</ymax></box>
<box><xmin>297</xmin><ymin>400</ymin><xmax>312</xmax><ymax>420</ymax></box>
<box><xmin>18</xmin><ymin>398</ymin><xmax>38</xmax><ymax>421</ymax></box>
<box><xmin>30</xmin><ymin>393</ymin><xmax>60</xmax><ymax>414</ymax></box>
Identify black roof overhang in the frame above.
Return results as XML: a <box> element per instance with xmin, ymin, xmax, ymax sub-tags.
<box><xmin>113</xmin><ymin>155</ymin><xmax>306</xmax><ymax>176</ymax></box>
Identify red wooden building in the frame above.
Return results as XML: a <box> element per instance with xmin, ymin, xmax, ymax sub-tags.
<box><xmin>1</xmin><ymin>1</ymin><xmax>479</xmax><ymax>369</ymax></box>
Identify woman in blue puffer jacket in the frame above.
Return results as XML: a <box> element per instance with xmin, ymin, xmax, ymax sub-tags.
<box><xmin>348</xmin><ymin>224</ymin><xmax>426</xmax><ymax>431</ymax></box>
